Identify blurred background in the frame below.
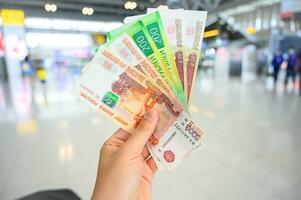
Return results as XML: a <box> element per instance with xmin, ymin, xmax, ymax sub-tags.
<box><xmin>0</xmin><ymin>0</ymin><xmax>300</xmax><ymax>199</ymax></box>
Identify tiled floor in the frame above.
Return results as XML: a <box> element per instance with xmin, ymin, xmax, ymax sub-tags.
<box><xmin>0</xmin><ymin>73</ymin><xmax>300</xmax><ymax>200</ymax></box>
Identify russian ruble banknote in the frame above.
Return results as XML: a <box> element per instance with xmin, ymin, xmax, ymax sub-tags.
<box><xmin>147</xmin><ymin>9</ymin><xmax>207</xmax><ymax>103</ymax></box>
<box><xmin>108</xmin><ymin>12</ymin><xmax>188</xmax><ymax>111</ymax></box>
<box><xmin>147</xmin><ymin>9</ymin><xmax>186</xmax><ymax>98</ymax></box>
<box><xmin>124</xmin><ymin>9</ymin><xmax>207</xmax><ymax>104</ymax></box>
<box><xmin>73</xmin><ymin>9</ymin><xmax>207</xmax><ymax>170</ymax></box>
<box><xmin>72</xmin><ymin>33</ymin><xmax>205</xmax><ymax>170</ymax></box>
<box><xmin>182</xmin><ymin>11</ymin><xmax>207</xmax><ymax>103</ymax></box>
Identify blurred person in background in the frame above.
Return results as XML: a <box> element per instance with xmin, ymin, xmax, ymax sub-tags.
<box><xmin>22</xmin><ymin>55</ymin><xmax>35</xmax><ymax>77</ymax></box>
<box><xmin>284</xmin><ymin>46</ymin><xmax>297</xmax><ymax>86</ymax></box>
<box><xmin>297</xmin><ymin>49</ymin><xmax>301</xmax><ymax>95</ymax></box>
<box><xmin>35</xmin><ymin>59</ymin><xmax>47</xmax><ymax>84</ymax></box>
<box><xmin>272</xmin><ymin>49</ymin><xmax>284</xmax><ymax>85</ymax></box>
<box><xmin>34</xmin><ymin>59</ymin><xmax>48</xmax><ymax>104</ymax></box>
<box><xmin>21</xmin><ymin>55</ymin><xmax>36</xmax><ymax>90</ymax></box>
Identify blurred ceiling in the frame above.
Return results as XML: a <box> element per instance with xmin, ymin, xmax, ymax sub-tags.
<box><xmin>0</xmin><ymin>0</ymin><xmax>254</xmax><ymax>22</ymax></box>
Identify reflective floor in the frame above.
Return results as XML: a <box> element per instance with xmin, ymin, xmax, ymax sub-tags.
<box><xmin>0</xmin><ymin>71</ymin><xmax>301</xmax><ymax>200</ymax></box>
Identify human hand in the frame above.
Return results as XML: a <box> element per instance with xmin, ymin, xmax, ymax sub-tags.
<box><xmin>92</xmin><ymin>109</ymin><xmax>160</xmax><ymax>200</ymax></box>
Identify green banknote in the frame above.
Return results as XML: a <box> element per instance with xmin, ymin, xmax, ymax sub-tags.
<box><xmin>107</xmin><ymin>13</ymin><xmax>188</xmax><ymax>111</ymax></box>
<box><xmin>139</xmin><ymin>12</ymin><xmax>187</xmax><ymax>112</ymax></box>
<box><xmin>147</xmin><ymin>9</ymin><xmax>186</xmax><ymax>101</ymax></box>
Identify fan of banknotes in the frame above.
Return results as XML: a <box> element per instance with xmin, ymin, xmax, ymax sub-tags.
<box><xmin>73</xmin><ymin>9</ymin><xmax>207</xmax><ymax>171</ymax></box>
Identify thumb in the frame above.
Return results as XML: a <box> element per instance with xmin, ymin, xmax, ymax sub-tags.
<box><xmin>125</xmin><ymin>109</ymin><xmax>159</xmax><ymax>155</ymax></box>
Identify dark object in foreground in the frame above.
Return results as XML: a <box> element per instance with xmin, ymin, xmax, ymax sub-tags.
<box><xmin>17</xmin><ymin>189</ymin><xmax>80</xmax><ymax>200</ymax></box>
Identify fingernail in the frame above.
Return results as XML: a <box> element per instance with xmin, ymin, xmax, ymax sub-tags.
<box><xmin>144</xmin><ymin>109</ymin><xmax>158</xmax><ymax>120</ymax></box>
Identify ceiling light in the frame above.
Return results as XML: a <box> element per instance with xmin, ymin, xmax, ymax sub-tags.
<box><xmin>45</xmin><ymin>4</ymin><xmax>51</xmax><ymax>12</ymax></box>
<box><xmin>131</xmin><ymin>2</ymin><xmax>137</xmax><ymax>9</ymax></box>
<box><xmin>52</xmin><ymin>4</ymin><xmax>57</xmax><ymax>12</ymax></box>
<box><xmin>82</xmin><ymin>7</ymin><xmax>94</xmax><ymax>16</ymax></box>
<box><xmin>87</xmin><ymin>7</ymin><xmax>94</xmax><ymax>15</ymax></box>
<box><xmin>157</xmin><ymin>5</ymin><xmax>168</xmax><ymax>9</ymax></box>
<box><xmin>82</xmin><ymin>7</ymin><xmax>88</xmax><ymax>15</ymax></box>
<box><xmin>124</xmin><ymin>1</ymin><xmax>130</xmax><ymax>9</ymax></box>
<box><xmin>124</xmin><ymin>1</ymin><xmax>137</xmax><ymax>10</ymax></box>
<box><xmin>44</xmin><ymin>3</ymin><xmax>57</xmax><ymax>12</ymax></box>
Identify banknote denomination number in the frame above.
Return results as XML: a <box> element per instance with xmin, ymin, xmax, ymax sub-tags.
<box><xmin>185</xmin><ymin>121</ymin><xmax>201</xmax><ymax>141</ymax></box>
<box><xmin>149</xmin><ymin>28</ymin><xmax>161</xmax><ymax>44</ymax></box>
<box><xmin>136</xmin><ymin>36</ymin><xmax>150</xmax><ymax>51</ymax></box>
<box><xmin>132</xmin><ymin>30</ymin><xmax>153</xmax><ymax>57</ymax></box>
<box><xmin>147</xmin><ymin>22</ymin><xmax>164</xmax><ymax>49</ymax></box>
